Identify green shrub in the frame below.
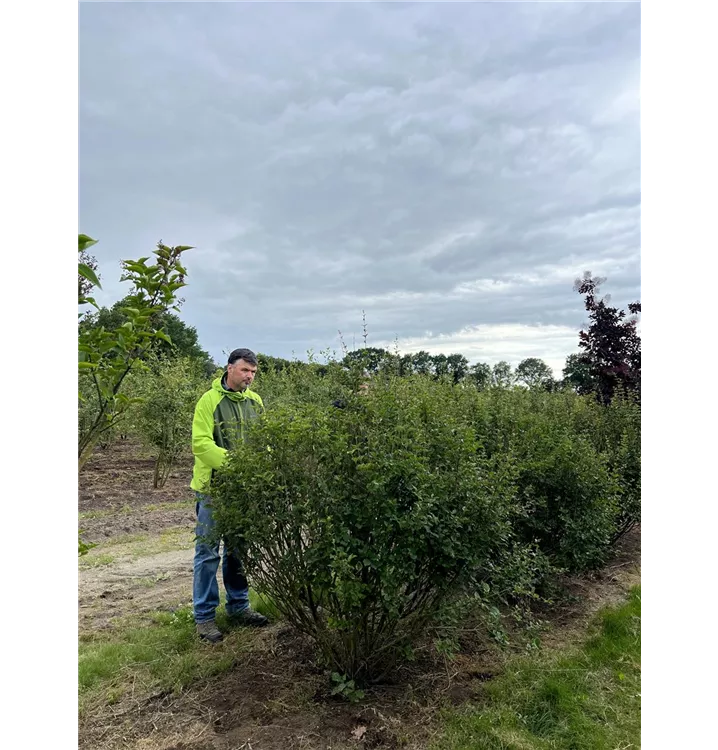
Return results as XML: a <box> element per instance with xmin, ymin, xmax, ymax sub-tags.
<box><xmin>208</xmin><ymin>367</ymin><xmax>638</xmax><ymax>681</ymax></box>
<box><xmin>254</xmin><ymin>353</ymin><xmax>348</xmax><ymax>410</ymax></box>
<box><xmin>464</xmin><ymin>387</ymin><xmax>625</xmax><ymax>573</ymax></box>
<box><xmin>132</xmin><ymin>356</ymin><xmax>207</xmax><ymax>487</ymax></box>
<box><xmin>514</xmin><ymin>431</ymin><xmax>622</xmax><ymax>572</ymax></box>
<box><xmin>586</xmin><ymin>394</ymin><xmax>641</xmax><ymax>542</ymax></box>
<box><xmin>210</xmin><ymin>375</ymin><xmax>520</xmax><ymax>683</ymax></box>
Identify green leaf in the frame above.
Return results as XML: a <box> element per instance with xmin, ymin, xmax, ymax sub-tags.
<box><xmin>123</xmin><ymin>262</ymin><xmax>148</xmax><ymax>274</ymax></box>
<box><xmin>78</xmin><ymin>234</ymin><xmax>98</xmax><ymax>252</ymax></box>
<box><xmin>154</xmin><ymin>330</ymin><xmax>173</xmax><ymax>345</ymax></box>
<box><xmin>78</xmin><ymin>361</ymin><xmax>97</xmax><ymax>370</ymax></box>
<box><xmin>79</xmin><ymin>295</ymin><xmax>99</xmax><ymax>310</ymax></box>
<box><xmin>98</xmin><ymin>340</ymin><xmax>115</xmax><ymax>354</ymax></box>
<box><xmin>78</xmin><ymin>263</ymin><xmax>102</xmax><ymax>290</ymax></box>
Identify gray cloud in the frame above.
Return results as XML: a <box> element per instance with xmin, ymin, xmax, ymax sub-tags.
<box><xmin>80</xmin><ymin>1</ymin><xmax>640</xmax><ymax>375</ymax></box>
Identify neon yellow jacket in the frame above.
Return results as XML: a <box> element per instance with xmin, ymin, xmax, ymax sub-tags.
<box><xmin>190</xmin><ymin>375</ymin><xmax>264</xmax><ymax>492</ymax></box>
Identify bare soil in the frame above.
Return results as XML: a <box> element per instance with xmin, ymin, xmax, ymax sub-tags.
<box><xmin>79</xmin><ymin>439</ymin><xmax>195</xmax><ymax>520</ymax></box>
<box><xmin>78</xmin><ymin>440</ymin><xmax>641</xmax><ymax>750</ymax></box>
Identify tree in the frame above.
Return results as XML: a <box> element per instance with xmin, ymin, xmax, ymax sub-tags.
<box><xmin>562</xmin><ymin>353</ymin><xmax>596</xmax><ymax>394</ymax></box>
<box><xmin>342</xmin><ymin>347</ymin><xmax>392</xmax><ymax>375</ymax></box>
<box><xmin>491</xmin><ymin>361</ymin><xmax>514</xmax><ymax>388</ymax></box>
<box><xmin>257</xmin><ymin>353</ymin><xmax>294</xmax><ymax>373</ymax></box>
<box><xmin>80</xmin><ymin>296</ymin><xmax>215</xmax><ymax>376</ymax></box>
<box><xmin>431</xmin><ymin>353</ymin><xmax>449</xmax><ymax>379</ymax></box>
<box><xmin>78</xmin><ymin>236</ymin><xmax>192</xmax><ymax>469</ymax></box>
<box><xmin>377</xmin><ymin>352</ymin><xmax>401</xmax><ymax>376</ymax></box>
<box><xmin>411</xmin><ymin>350</ymin><xmax>432</xmax><ymax>376</ymax></box>
<box><xmin>157</xmin><ymin>313</ymin><xmax>215</xmax><ymax>374</ymax></box>
<box><xmin>574</xmin><ymin>272</ymin><xmax>641</xmax><ymax>404</ymax></box>
<box><xmin>397</xmin><ymin>353</ymin><xmax>414</xmax><ymax>377</ymax></box>
<box><xmin>467</xmin><ymin>362</ymin><xmax>492</xmax><ymax>390</ymax></box>
<box><xmin>515</xmin><ymin>358</ymin><xmax>553</xmax><ymax>389</ymax></box>
<box><xmin>541</xmin><ymin>376</ymin><xmax>562</xmax><ymax>393</ymax></box>
<box><xmin>446</xmin><ymin>353</ymin><xmax>470</xmax><ymax>384</ymax></box>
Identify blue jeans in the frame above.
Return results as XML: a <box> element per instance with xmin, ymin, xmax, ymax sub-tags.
<box><xmin>193</xmin><ymin>492</ymin><xmax>250</xmax><ymax>623</ymax></box>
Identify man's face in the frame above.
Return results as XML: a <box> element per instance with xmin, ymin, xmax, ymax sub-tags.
<box><xmin>227</xmin><ymin>358</ymin><xmax>258</xmax><ymax>391</ymax></box>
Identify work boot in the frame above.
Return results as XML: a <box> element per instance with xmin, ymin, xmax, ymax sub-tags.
<box><xmin>196</xmin><ymin>620</ymin><xmax>224</xmax><ymax>643</ymax></box>
<box><xmin>228</xmin><ymin>608</ymin><xmax>269</xmax><ymax>628</ymax></box>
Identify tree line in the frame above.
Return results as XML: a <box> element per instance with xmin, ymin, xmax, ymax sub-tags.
<box><xmin>80</xmin><ymin>273</ymin><xmax>640</xmax><ymax>407</ymax></box>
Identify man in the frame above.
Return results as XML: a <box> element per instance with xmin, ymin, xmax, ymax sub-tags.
<box><xmin>190</xmin><ymin>347</ymin><xmax>269</xmax><ymax>643</ymax></box>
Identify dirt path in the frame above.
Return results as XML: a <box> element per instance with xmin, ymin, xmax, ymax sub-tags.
<box><xmin>79</xmin><ymin>441</ymin><xmax>198</xmax><ymax>631</ymax></box>
<box><xmin>79</xmin><ymin>548</ymin><xmax>194</xmax><ymax>631</ymax></box>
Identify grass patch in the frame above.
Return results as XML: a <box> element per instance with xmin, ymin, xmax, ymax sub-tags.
<box><xmin>79</xmin><ymin>553</ymin><xmax>115</xmax><ymax>569</ymax></box>
<box><xmin>134</xmin><ymin>572</ymin><xmax>172</xmax><ymax>587</ymax></box>
<box><xmin>432</xmin><ymin>586</ymin><xmax>641</xmax><ymax>750</ymax></box>
<box><xmin>78</xmin><ymin>505</ymin><xmax>132</xmax><ymax>521</ymax></box>
<box><xmin>143</xmin><ymin>499</ymin><xmax>194</xmax><ymax>513</ymax></box>
<box><xmin>79</xmin><ymin>526</ymin><xmax>195</xmax><ymax>567</ymax></box>
<box><xmin>78</xmin><ymin>498</ymin><xmax>194</xmax><ymax>521</ymax></box>
<box><xmin>79</xmin><ymin>589</ymin><xmax>283</xmax><ymax>714</ymax></box>
<box><xmin>104</xmin><ymin>532</ymin><xmax>149</xmax><ymax>546</ymax></box>
<box><xmin>249</xmin><ymin>588</ymin><xmax>282</xmax><ymax>620</ymax></box>
<box><xmin>79</xmin><ymin>605</ymin><xmax>252</xmax><ymax>715</ymax></box>
<box><xmin>129</xmin><ymin>526</ymin><xmax>194</xmax><ymax>557</ymax></box>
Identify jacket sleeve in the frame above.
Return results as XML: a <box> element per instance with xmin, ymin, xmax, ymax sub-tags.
<box><xmin>192</xmin><ymin>393</ymin><xmax>227</xmax><ymax>469</ymax></box>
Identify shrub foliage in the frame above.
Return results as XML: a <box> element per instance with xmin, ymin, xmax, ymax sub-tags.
<box><xmin>210</xmin><ymin>370</ymin><xmax>640</xmax><ymax>682</ymax></box>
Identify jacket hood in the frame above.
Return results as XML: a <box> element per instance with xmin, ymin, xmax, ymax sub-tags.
<box><xmin>211</xmin><ymin>375</ymin><xmax>262</xmax><ymax>404</ymax></box>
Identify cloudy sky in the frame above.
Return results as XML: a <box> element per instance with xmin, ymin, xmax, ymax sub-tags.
<box><xmin>79</xmin><ymin>0</ymin><xmax>640</xmax><ymax>377</ymax></box>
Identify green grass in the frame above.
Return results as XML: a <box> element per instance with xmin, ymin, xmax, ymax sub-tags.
<box><xmin>78</xmin><ymin>590</ymin><xmax>282</xmax><ymax>715</ymax></box>
<box><xmin>79</xmin><ymin>605</ymin><xmax>249</xmax><ymax>714</ymax></box>
<box><xmin>78</xmin><ymin>505</ymin><xmax>133</xmax><ymax>520</ymax></box>
<box><xmin>104</xmin><ymin>532</ymin><xmax>149</xmax><ymax>546</ymax></box>
<box><xmin>130</xmin><ymin>526</ymin><xmax>194</xmax><ymax>557</ymax></box>
<box><xmin>143</xmin><ymin>499</ymin><xmax>194</xmax><ymax>512</ymax></box>
<box><xmin>249</xmin><ymin>588</ymin><xmax>283</xmax><ymax>620</ymax></box>
<box><xmin>78</xmin><ymin>553</ymin><xmax>116</xmax><ymax>569</ymax></box>
<box><xmin>432</xmin><ymin>586</ymin><xmax>641</xmax><ymax>750</ymax></box>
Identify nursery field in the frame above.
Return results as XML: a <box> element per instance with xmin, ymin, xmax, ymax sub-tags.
<box><xmin>78</xmin><ymin>439</ymin><xmax>640</xmax><ymax>750</ymax></box>
<box><xmin>78</xmin><ymin>236</ymin><xmax>642</xmax><ymax>748</ymax></box>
